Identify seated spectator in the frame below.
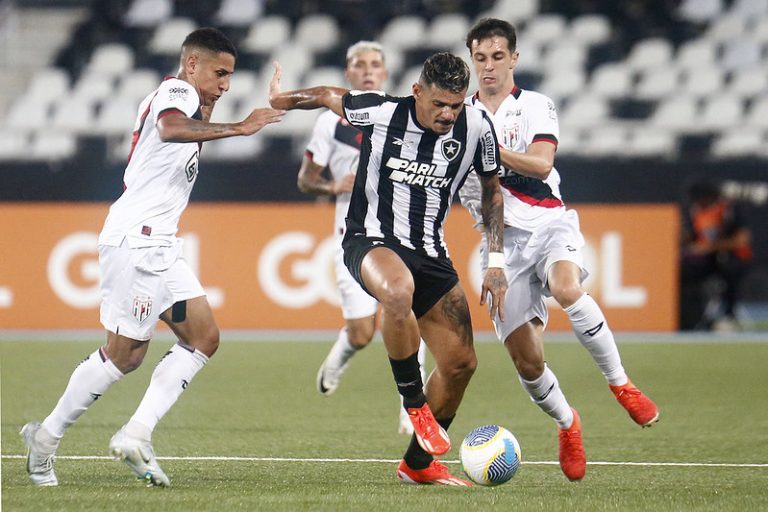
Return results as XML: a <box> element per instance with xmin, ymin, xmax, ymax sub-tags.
<box><xmin>679</xmin><ymin>180</ymin><xmax>752</xmax><ymax>331</ymax></box>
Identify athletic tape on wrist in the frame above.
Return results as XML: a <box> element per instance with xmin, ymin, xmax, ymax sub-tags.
<box><xmin>487</xmin><ymin>252</ymin><xmax>505</xmax><ymax>269</ymax></box>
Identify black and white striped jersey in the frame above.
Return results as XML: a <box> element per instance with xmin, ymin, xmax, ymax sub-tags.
<box><xmin>342</xmin><ymin>91</ymin><xmax>500</xmax><ymax>259</ymax></box>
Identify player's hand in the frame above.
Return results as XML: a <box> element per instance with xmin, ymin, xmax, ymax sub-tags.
<box><xmin>239</xmin><ymin>107</ymin><xmax>285</xmax><ymax>135</ymax></box>
<box><xmin>331</xmin><ymin>173</ymin><xmax>355</xmax><ymax>194</ymax></box>
<box><xmin>268</xmin><ymin>61</ymin><xmax>282</xmax><ymax>107</ymax></box>
<box><xmin>480</xmin><ymin>267</ymin><xmax>507</xmax><ymax>322</ymax></box>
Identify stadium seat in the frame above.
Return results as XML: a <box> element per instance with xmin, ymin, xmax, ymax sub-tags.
<box><xmin>730</xmin><ymin>0</ymin><xmax>768</xmax><ymax>17</ymax></box>
<box><xmin>513</xmin><ymin>38</ymin><xmax>543</xmax><ymax>73</ymax></box>
<box><xmin>706</xmin><ymin>13</ymin><xmax>747</xmax><ymax>42</ymax></box>
<box><xmin>98</xmin><ymin>98</ymin><xmax>140</xmax><ymax>136</ymax></box>
<box><xmin>634</xmin><ymin>67</ymin><xmax>680</xmax><ymax>101</ymax></box>
<box><xmin>242</xmin><ymin>16</ymin><xmax>291</xmax><ymax>55</ymax></box>
<box><xmin>679</xmin><ymin>65</ymin><xmax>724</xmax><ymax>97</ymax></box>
<box><xmin>559</xmin><ymin>95</ymin><xmax>609</xmax><ymax>129</ymax></box>
<box><xmin>554</xmin><ymin>127</ymin><xmax>582</xmax><ymax>155</ymax></box>
<box><xmin>30</xmin><ymin>130</ymin><xmax>77</xmax><ymax>160</ymax></box>
<box><xmin>24</xmin><ymin>68</ymin><xmax>70</xmax><ymax>107</ymax></box>
<box><xmin>728</xmin><ymin>66</ymin><xmax>768</xmax><ymax>99</ymax></box>
<box><xmin>749</xmin><ymin>16</ymin><xmax>768</xmax><ymax>41</ymax></box>
<box><xmin>115</xmin><ymin>69</ymin><xmax>161</xmax><ymax>103</ymax></box>
<box><xmin>71</xmin><ymin>73</ymin><xmax>116</xmax><ymax>103</ymax></box>
<box><xmin>538</xmin><ymin>68</ymin><xmax>586</xmax><ymax>103</ymax></box>
<box><xmin>542</xmin><ymin>42</ymin><xmax>587</xmax><ymax>74</ymax></box>
<box><xmin>675</xmin><ymin>39</ymin><xmax>717</xmax><ymax>71</ymax></box>
<box><xmin>625</xmin><ymin>38</ymin><xmax>673</xmax><ymax>71</ymax></box>
<box><xmin>711</xmin><ymin>128</ymin><xmax>766</xmax><ymax>157</ymax></box>
<box><xmin>580</xmin><ymin>124</ymin><xmax>629</xmax><ymax>157</ymax></box>
<box><xmin>201</xmin><ymin>135</ymin><xmax>264</xmax><ymax>161</ymax></box>
<box><xmin>226</xmin><ymin>70</ymin><xmax>260</xmax><ymax>100</ymax></box>
<box><xmin>124</xmin><ymin>0</ymin><xmax>172</xmax><ymax>28</ymax></box>
<box><xmin>380</xmin><ymin>16</ymin><xmax>426</xmax><ymax>51</ymax></box>
<box><xmin>86</xmin><ymin>43</ymin><xmax>135</xmax><ymax>76</ymax></box>
<box><xmin>678</xmin><ymin>0</ymin><xmax>724</xmax><ymax>23</ymax></box>
<box><xmin>269</xmin><ymin>46</ymin><xmax>311</xmax><ymax>91</ymax></box>
<box><xmin>699</xmin><ymin>96</ymin><xmax>744</xmax><ymax>131</ymax></box>
<box><xmin>149</xmin><ymin>18</ymin><xmax>197</xmax><ymax>54</ymax></box>
<box><xmin>4</xmin><ymin>98</ymin><xmax>50</xmax><ymax>130</ymax></box>
<box><xmin>208</xmin><ymin>95</ymin><xmax>239</xmax><ymax>123</ymax></box>
<box><xmin>588</xmin><ymin>62</ymin><xmax>633</xmax><ymax>99</ymax></box>
<box><xmin>626</xmin><ymin>127</ymin><xmax>677</xmax><ymax>157</ymax></box>
<box><xmin>301</xmin><ymin>67</ymin><xmax>347</xmax><ymax>89</ymax></box>
<box><xmin>490</xmin><ymin>0</ymin><xmax>540</xmax><ymax>24</ymax></box>
<box><xmin>521</xmin><ymin>14</ymin><xmax>566</xmax><ymax>46</ymax></box>
<box><xmin>650</xmin><ymin>95</ymin><xmax>699</xmax><ymax>132</ymax></box>
<box><xmin>51</xmin><ymin>98</ymin><xmax>97</xmax><ymax>134</ymax></box>
<box><xmin>214</xmin><ymin>0</ymin><xmax>263</xmax><ymax>27</ymax></box>
<box><xmin>427</xmin><ymin>13</ymin><xmax>470</xmax><ymax>49</ymax></box>
<box><xmin>294</xmin><ymin>15</ymin><xmax>339</xmax><ymax>53</ymax></box>
<box><xmin>394</xmin><ymin>64</ymin><xmax>422</xmax><ymax>97</ymax></box>
<box><xmin>568</xmin><ymin>14</ymin><xmax>612</xmax><ymax>45</ymax></box>
<box><xmin>744</xmin><ymin>96</ymin><xmax>768</xmax><ymax>129</ymax></box>
<box><xmin>720</xmin><ymin>38</ymin><xmax>762</xmax><ymax>71</ymax></box>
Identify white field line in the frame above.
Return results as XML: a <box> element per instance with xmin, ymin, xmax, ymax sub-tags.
<box><xmin>2</xmin><ymin>454</ymin><xmax>766</xmax><ymax>468</ymax></box>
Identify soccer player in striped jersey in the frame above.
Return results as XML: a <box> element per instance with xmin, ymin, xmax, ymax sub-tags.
<box><xmin>460</xmin><ymin>18</ymin><xmax>660</xmax><ymax>481</ymax></box>
<box><xmin>20</xmin><ymin>28</ymin><xmax>284</xmax><ymax>487</ymax></box>
<box><xmin>271</xmin><ymin>52</ymin><xmax>507</xmax><ymax>486</ymax></box>
<box><xmin>298</xmin><ymin>41</ymin><xmax>427</xmax><ymax>435</ymax></box>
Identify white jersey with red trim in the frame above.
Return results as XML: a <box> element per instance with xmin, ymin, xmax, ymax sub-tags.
<box><xmin>305</xmin><ymin>109</ymin><xmax>362</xmax><ymax>236</ymax></box>
<box><xmin>459</xmin><ymin>86</ymin><xmax>565</xmax><ymax>232</ymax></box>
<box><xmin>99</xmin><ymin>77</ymin><xmax>201</xmax><ymax>248</ymax></box>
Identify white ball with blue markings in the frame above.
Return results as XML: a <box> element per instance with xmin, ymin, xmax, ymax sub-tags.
<box><xmin>459</xmin><ymin>425</ymin><xmax>521</xmax><ymax>485</ymax></box>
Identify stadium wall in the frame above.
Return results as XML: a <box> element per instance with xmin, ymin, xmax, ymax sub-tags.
<box><xmin>0</xmin><ymin>203</ymin><xmax>678</xmax><ymax>331</ymax></box>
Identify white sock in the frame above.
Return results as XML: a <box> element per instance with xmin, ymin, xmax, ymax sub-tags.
<box><xmin>129</xmin><ymin>343</ymin><xmax>208</xmax><ymax>434</ymax></box>
<box><xmin>328</xmin><ymin>327</ymin><xmax>358</xmax><ymax>367</ymax></box>
<box><xmin>42</xmin><ymin>347</ymin><xmax>123</xmax><ymax>441</ymax></box>
<box><xmin>519</xmin><ymin>364</ymin><xmax>573</xmax><ymax>429</ymax></box>
<box><xmin>565</xmin><ymin>294</ymin><xmax>628</xmax><ymax>386</ymax></box>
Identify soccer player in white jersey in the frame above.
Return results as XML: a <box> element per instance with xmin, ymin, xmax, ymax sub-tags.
<box><xmin>459</xmin><ymin>18</ymin><xmax>659</xmax><ymax>481</ymax></box>
<box><xmin>20</xmin><ymin>28</ymin><xmax>284</xmax><ymax>487</ymax></box>
<box><xmin>300</xmin><ymin>41</ymin><xmax>427</xmax><ymax>435</ymax></box>
<box><xmin>270</xmin><ymin>52</ymin><xmax>507</xmax><ymax>486</ymax></box>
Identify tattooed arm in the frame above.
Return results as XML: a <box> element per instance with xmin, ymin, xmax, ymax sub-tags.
<box><xmin>157</xmin><ymin>107</ymin><xmax>285</xmax><ymax>143</ymax></box>
<box><xmin>478</xmin><ymin>173</ymin><xmax>507</xmax><ymax>321</ymax></box>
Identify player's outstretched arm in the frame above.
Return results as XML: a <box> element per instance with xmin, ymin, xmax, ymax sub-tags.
<box><xmin>478</xmin><ymin>173</ymin><xmax>507</xmax><ymax>321</ymax></box>
<box><xmin>298</xmin><ymin>156</ymin><xmax>354</xmax><ymax>196</ymax></box>
<box><xmin>157</xmin><ymin>108</ymin><xmax>285</xmax><ymax>143</ymax></box>
<box><xmin>269</xmin><ymin>61</ymin><xmax>348</xmax><ymax>117</ymax></box>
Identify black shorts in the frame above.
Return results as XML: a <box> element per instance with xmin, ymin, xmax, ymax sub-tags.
<box><xmin>342</xmin><ymin>233</ymin><xmax>459</xmax><ymax>318</ymax></box>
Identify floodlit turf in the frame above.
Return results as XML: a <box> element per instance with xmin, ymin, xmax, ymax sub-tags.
<box><xmin>2</xmin><ymin>337</ymin><xmax>767</xmax><ymax>511</ymax></box>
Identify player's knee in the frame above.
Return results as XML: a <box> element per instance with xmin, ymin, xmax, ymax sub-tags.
<box><xmin>445</xmin><ymin>350</ymin><xmax>477</xmax><ymax>383</ymax></box>
<box><xmin>200</xmin><ymin>325</ymin><xmax>220</xmax><ymax>357</ymax></box>
<box><xmin>551</xmin><ymin>284</ymin><xmax>583</xmax><ymax>309</ymax></box>
<box><xmin>347</xmin><ymin>323</ymin><xmax>375</xmax><ymax>348</ymax></box>
<box><xmin>514</xmin><ymin>357</ymin><xmax>545</xmax><ymax>381</ymax></box>
<box><xmin>111</xmin><ymin>351</ymin><xmax>146</xmax><ymax>374</ymax></box>
<box><xmin>378</xmin><ymin>281</ymin><xmax>414</xmax><ymax>319</ymax></box>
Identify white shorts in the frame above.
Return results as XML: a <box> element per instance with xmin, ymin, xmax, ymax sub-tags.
<box><xmin>99</xmin><ymin>238</ymin><xmax>205</xmax><ymax>341</ymax></box>
<box><xmin>481</xmin><ymin>209</ymin><xmax>588</xmax><ymax>341</ymax></box>
<box><xmin>335</xmin><ymin>243</ymin><xmax>378</xmax><ymax>320</ymax></box>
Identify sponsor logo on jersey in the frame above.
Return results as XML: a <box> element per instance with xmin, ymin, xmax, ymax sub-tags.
<box><xmin>386</xmin><ymin>157</ymin><xmax>452</xmax><ymax>188</ymax></box>
<box><xmin>481</xmin><ymin>132</ymin><xmax>497</xmax><ymax>168</ymax></box>
<box><xmin>348</xmin><ymin>111</ymin><xmax>370</xmax><ymax>122</ymax></box>
<box><xmin>185</xmin><ymin>151</ymin><xmax>199</xmax><ymax>182</ymax></box>
<box><xmin>441</xmin><ymin>138</ymin><xmax>461</xmax><ymax>162</ymax></box>
<box><xmin>132</xmin><ymin>296</ymin><xmax>152</xmax><ymax>324</ymax></box>
<box><xmin>392</xmin><ymin>137</ymin><xmax>413</xmax><ymax>149</ymax></box>
<box><xmin>168</xmin><ymin>87</ymin><xmax>189</xmax><ymax>101</ymax></box>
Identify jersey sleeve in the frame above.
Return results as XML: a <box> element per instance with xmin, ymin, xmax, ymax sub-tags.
<box><xmin>527</xmin><ymin>93</ymin><xmax>559</xmax><ymax>146</ymax></box>
<box><xmin>342</xmin><ymin>90</ymin><xmax>387</xmax><ymax>128</ymax></box>
<box><xmin>152</xmin><ymin>79</ymin><xmax>200</xmax><ymax>124</ymax></box>
<box><xmin>305</xmin><ymin>112</ymin><xmax>335</xmax><ymax>167</ymax></box>
<box><xmin>473</xmin><ymin>112</ymin><xmax>501</xmax><ymax>177</ymax></box>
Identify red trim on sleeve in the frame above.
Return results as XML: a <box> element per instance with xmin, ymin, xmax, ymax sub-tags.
<box><xmin>532</xmin><ymin>134</ymin><xmax>558</xmax><ymax>147</ymax></box>
<box><xmin>157</xmin><ymin>107</ymin><xmax>186</xmax><ymax>120</ymax></box>
<box><xmin>304</xmin><ymin>150</ymin><xmax>314</xmax><ymax>161</ymax></box>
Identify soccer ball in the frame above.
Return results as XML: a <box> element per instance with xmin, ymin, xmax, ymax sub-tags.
<box><xmin>459</xmin><ymin>425</ymin><xmax>521</xmax><ymax>486</ymax></box>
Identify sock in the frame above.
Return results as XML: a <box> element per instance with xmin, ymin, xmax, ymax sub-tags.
<box><xmin>129</xmin><ymin>343</ymin><xmax>208</xmax><ymax>434</ymax></box>
<box><xmin>519</xmin><ymin>364</ymin><xmax>573</xmax><ymax>429</ymax></box>
<box><xmin>329</xmin><ymin>327</ymin><xmax>358</xmax><ymax>366</ymax></box>
<box><xmin>389</xmin><ymin>351</ymin><xmax>425</xmax><ymax>409</ymax></box>
<box><xmin>399</xmin><ymin>340</ymin><xmax>428</xmax><ymax>415</ymax></box>
<box><xmin>565</xmin><ymin>293</ymin><xmax>628</xmax><ymax>386</ymax></box>
<box><xmin>404</xmin><ymin>416</ymin><xmax>454</xmax><ymax>469</ymax></box>
<box><xmin>42</xmin><ymin>347</ymin><xmax>124</xmax><ymax>441</ymax></box>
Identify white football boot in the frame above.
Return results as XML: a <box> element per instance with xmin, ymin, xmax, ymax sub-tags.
<box><xmin>316</xmin><ymin>350</ymin><xmax>352</xmax><ymax>396</ymax></box>
<box><xmin>109</xmin><ymin>426</ymin><xmax>170</xmax><ymax>487</ymax></box>
<box><xmin>398</xmin><ymin>407</ymin><xmax>415</xmax><ymax>435</ymax></box>
<box><xmin>20</xmin><ymin>422</ymin><xmax>58</xmax><ymax>486</ymax></box>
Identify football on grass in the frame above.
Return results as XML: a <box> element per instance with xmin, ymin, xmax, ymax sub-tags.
<box><xmin>459</xmin><ymin>425</ymin><xmax>521</xmax><ymax>485</ymax></box>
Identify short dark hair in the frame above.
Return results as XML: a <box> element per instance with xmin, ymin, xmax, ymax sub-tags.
<box><xmin>465</xmin><ymin>18</ymin><xmax>517</xmax><ymax>53</ymax></box>
<box><xmin>419</xmin><ymin>53</ymin><xmax>470</xmax><ymax>94</ymax></box>
<box><xmin>182</xmin><ymin>27</ymin><xmax>237</xmax><ymax>58</ymax></box>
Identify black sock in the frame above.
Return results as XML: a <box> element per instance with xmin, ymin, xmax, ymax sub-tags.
<box><xmin>403</xmin><ymin>415</ymin><xmax>455</xmax><ymax>470</ymax></box>
<box><xmin>389</xmin><ymin>351</ymin><xmax>425</xmax><ymax>408</ymax></box>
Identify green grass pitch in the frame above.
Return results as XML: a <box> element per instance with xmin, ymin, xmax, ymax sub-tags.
<box><xmin>2</xmin><ymin>337</ymin><xmax>767</xmax><ymax>511</ymax></box>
